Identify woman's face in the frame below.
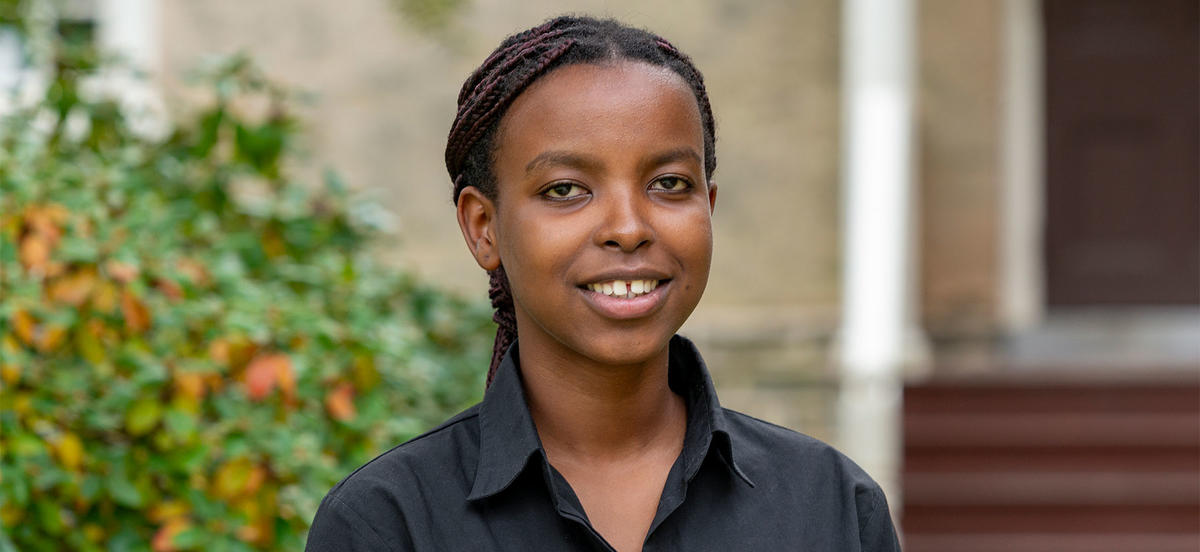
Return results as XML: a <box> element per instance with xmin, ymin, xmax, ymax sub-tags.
<box><xmin>467</xmin><ymin>60</ymin><xmax>716</xmax><ymax>369</ymax></box>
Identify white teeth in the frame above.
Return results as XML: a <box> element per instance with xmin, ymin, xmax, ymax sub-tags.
<box><xmin>587</xmin><ymin>279</ymin><xmax>659</xmax><ymax>298</ymax></box>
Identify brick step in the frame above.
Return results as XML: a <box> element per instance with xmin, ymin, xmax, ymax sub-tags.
<box><xmin>902</xmin><ymin>504</ymin><xmax>1200</xmax><ymax>533</ymax></box>
<box><xmin>904</xmin><ymin>383</ymin><xmax>1199</xmax><ymax>414</ymax></box>
<box><xmin>903</xmin><ymin>533</ymin><xmax>1200</xmax><ymax>552</ymax></box>
<box><xmin>905</xmin><ymin>446</ymin><xmax>1200</xmax><ymax>472</ymax></box>
<box><xmin>904</xmin><ymin>471</ymin><xmax>1200</xmax><ymax>506</ymax></box>
<box><xmin>904</xmin><ymin>412</ymin><xmax>1200</xmax><ymax>447</ymax></box>
<box><xmin>901</xmin><ymin>377</ymin><xmax>1200</xmax><ymax>550</ymax></box>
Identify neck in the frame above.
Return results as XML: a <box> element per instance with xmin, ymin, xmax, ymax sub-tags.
<box><xmin>517</xmin><ymin>336</ymin><xmax>687</xmax><ymax>463</ymax></box>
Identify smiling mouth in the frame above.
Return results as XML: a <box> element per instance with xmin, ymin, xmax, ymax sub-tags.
<box><xmin>582</xmin><ymin>279</ymin><xmax>662</xmax><ymax>299</ymax></box>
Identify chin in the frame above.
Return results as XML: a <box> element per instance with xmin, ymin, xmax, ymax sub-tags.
<box><xmin>570</xmin><ymin>328</ymin><xmax>676</xmax><ymax>367</ymax></box>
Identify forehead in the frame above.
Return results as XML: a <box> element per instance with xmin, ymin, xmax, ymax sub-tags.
<box><xmin>494</xmin><ymin>60</ymin><xmax>704</xmax><ymax>167</ymax></box>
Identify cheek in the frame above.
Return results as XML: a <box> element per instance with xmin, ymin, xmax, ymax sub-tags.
<box><xmin>669</xmin><ymin>208</ymin><xmax>714</xmax><ymax>260</ymax></box>
<box><xmin>496</xmin><ymin>209</ymin><xmax>578</xmax><ymax>285</ymax></box>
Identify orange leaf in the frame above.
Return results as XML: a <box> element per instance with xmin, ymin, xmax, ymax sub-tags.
<box><xmin>236</xmin><ymin>523</ymin><xmax>264</xmax><ymax>544</ymax></box>
<box><xmin>120</xmin><ymin>290</ymin><xmax>151</xmax><ymax>333</ymax></box>
<box><xmin>104</xmin><ymin>260</ymin><xmax>139</xmax><ymax>284</ymax></box>
<box><xmin>90</xmin><ymin>280</ymin><xmax>119</xmax><ymax>313</ymax></box>
<box><xmin>18</xmin><ymin>234</ymin><xmax>51</xmax><ymax>273</ymax></box>
<box><xmin>325</xmin><ymin>383</ymin><xmax>357</xmax><ymax>422</ymax></box>
<box><xmin>227</xmin><ymin>338</ymin><xmax>258</xmax><ymax>370</ymax></box>
<box><xmin>18</xmin><ymin>204</ymin><xmax>67</xmax><ymax>275</ymax></box>
<box><xmin>151</xmin><ymin>518</ymin><xmax>191</xmax><ymax>552</ymax></box>
<box><xmin>243</xmin><ymin>353</ymin><xmax>291</xmax><ymax>401</ymax></box>
<box><xmin>208</xmin><ymin>338</ymin><xmax>230</xmax><ymax>365</ymax></box>
<box><xmin>213</xmin><ymin>458</ymin><xmax>265</xmax><ymax>500</ymax></box>
<box><xmin>24</xmin><ymin>204</ymin><xmax>68</xmax><ymax>236</ymax></box>
<box><xmin>156</xmin><ymin>278</ymin><xmax>183</xmax><ymax>301</ymax></box>
<box><xmin>148</xmin><ymin>500</ymin><xmax>190</xmax><ymax>523</ymax></box>
<box><xmin>43</xmin><ymin>260</ymin><xmax>67</xmax><ymax>279</ymax></box>
<box><xmin>12</xmin><ymin>310</ymin><xmax>35</xmax><ymax>347</ymax></box>
<box><xmin>245</xmin><ymin>465</ymin><xmax>266</xmax><ymax>496</ymax></box>
<box><xmin>36</xmin><ymin>324</ymin><xmax>67</xmax><ymax>353</ymax></box>
<box><xmin>0</xmin><ymin>363</ymin><xmax>18</xmax><ymax>386</ymax></box>
<box><xmin>173</xmin><ymin>371</ymin><xmax>206</xmax><ymax>401</ymax></box>
<box><xmin>204</xmin><ymin>373</ymin><xmax>225</xmax><ymax>394</ymax></box>
<box><xmin>276</xmin><ymin>360</ymin><xmax>296</xmax><ymax>401</ymax></box>
<box><xmin>176</xmin><ymin>258</ymin><xmax>210</xmax><ymax>287</ymax></box>
<box><xmin>47</xmin><ymin>267</ymin><xmax>98</xmax><ymax>306</ymax></box>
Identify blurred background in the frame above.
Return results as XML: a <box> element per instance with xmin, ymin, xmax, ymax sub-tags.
<box><xmin>1</xmin><ymin>0</ymin><xmax>1197</xmax><ymax>550</ymax></box>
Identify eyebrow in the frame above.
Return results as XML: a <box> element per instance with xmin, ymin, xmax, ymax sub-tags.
<box><xmin>524</xmin><ymin>151</ymin><xmax>604</xmax><ymax>175</ymax></box>
<box><xmin>641</xmin><ymin>147</ymin><xmax>703</xmax><ymax>173</ymax></box>
<box><xmin>524</xmin><ymin>147</ymin><xmax>703</xmax><ymax>175</ymax></box>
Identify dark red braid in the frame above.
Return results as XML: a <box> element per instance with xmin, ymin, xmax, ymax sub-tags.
<box><xmin>446</xmin><ymin>16</ymin><xmax>718</xmax><ymax>387</ymax></box>
<box><xmin>447</xmin><ymin>39</ymin><xmax>577</xmax><ymax>181</ymax></box>
<box><xmin>485</xmin><ymin>266</ymin><xmax>517</xmax><ymax>386</ymax></box>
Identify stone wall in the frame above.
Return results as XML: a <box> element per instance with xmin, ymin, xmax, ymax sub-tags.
<box><xmin>917</xmin><ymin>0</ymin><xmax>1003</xmax><ymax>338</ymax></box>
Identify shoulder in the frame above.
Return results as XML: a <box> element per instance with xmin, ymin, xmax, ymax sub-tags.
<box><xmin>719</xmin><ymin>408</ymin><xmax>900</xmax><ymax>550</ymax></box>
<box><xmin>721</xmin><ymin>407</ymin><xmax>885</xmax><ymax>498</ymax></box>
<box><xmin>329</xmin><ymin>404</ymin><xmax>481</xmax><ymax>499</ymax></box>
<box><xmin>306</xmin><ymin>405</ymin><xmax>482</xmax><ymax>551</ymax></box>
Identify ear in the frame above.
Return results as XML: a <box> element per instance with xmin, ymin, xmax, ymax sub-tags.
<box><xmin>707</xmin><ymin>181</ymin><xmax>718</xmax><ymax>214</ymax></box>
<box><xmin>456</xmin><ymin>186</ymin><xmax>501</xmax><ymax>271</ymax></box>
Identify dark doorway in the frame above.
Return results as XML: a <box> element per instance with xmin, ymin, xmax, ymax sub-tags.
<box><xmin>1043</xmin><ymin>0</ymin><xmax>1199</xmax><ymax>306</ymax></box>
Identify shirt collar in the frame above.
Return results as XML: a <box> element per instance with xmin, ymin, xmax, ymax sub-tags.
<box><xmin>668</xmin><ymin>335</ymin><xmax>755</xmax><ymax>488</ymax></box>
<box><xmin>467</xmin><ymin>335</ymin><xmax>754</xmax><ymax>502</ymax></box>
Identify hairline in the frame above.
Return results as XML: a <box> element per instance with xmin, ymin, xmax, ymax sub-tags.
<box><xmin>474</xmin><ymin>58</ymin><xmax>713</xmax><ymax>205</ymax></box>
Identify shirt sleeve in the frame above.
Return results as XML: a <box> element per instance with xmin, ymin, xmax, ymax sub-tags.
<box><xmin>305</xmin><ymin>493</ymin><xmax>404</xmax><ymax>552</ymax></box>
<box><xmin>857</xmin><ymin>484</ymin><xmax>902</xmax><ymax>552</ymax></box>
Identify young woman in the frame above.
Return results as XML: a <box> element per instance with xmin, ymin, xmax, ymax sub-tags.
<box><xmin>307</xmin><ymin>16</ymin><xmax>900</xmax><ymax>552</ymax></box>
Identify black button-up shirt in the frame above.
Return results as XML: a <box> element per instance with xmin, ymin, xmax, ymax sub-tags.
<box><xmin>306</xmin><ymin>335</ymin><xmax>901</xmax><ymax>551</ymax></box>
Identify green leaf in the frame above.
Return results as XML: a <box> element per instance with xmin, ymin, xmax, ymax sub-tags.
<box><xmin>163</xmin><ymin>407</ymin><xmax>197</xmax><ymax>441</ymax></box>
<box><xmin>124</xmin><ymin>398</ymin><xmax>162</xmax><ymax>436</ymax></box>
<box><xmin>80</xmin><ymin>475</ymin><xmax>102</xmax><ymax>502</ymax></box>
<box><xmin>173</xmin><ymin>527</ymin><xmax>209</xmax><ymax>549</ymax></box>
<box><xmin>34</xmin><ymin>501</ymin><xmax>64</xmax><ymax>535</ymax></box>
<box><xmin>56</xmin><ymin>235</ymin><xmax>98</xmax><ymax>262</ymax></box>
<box><xmin>106</xmin><ymin>473</ymin><xmax>143</xmax><ymax>508</ymax></box>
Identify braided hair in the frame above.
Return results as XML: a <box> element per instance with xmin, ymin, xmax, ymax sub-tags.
<box><xmin>445</xmin><ymin>15</ymin><xmax>718</xmax><ymax>386</ymax></box>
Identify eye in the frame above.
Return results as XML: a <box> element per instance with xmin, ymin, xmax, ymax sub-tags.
<box><xmin>649</xmin><ymin>176</ymin><xmax>692</xmax><ymax>192</ymax></box>
<box><xmin>542</xmin><ymin>182</ymin><xmax>588</xmax><ymax>199</ymax></box>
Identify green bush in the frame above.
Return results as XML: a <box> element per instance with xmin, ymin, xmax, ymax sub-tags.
<box><xmin>0</xmin><ymin>21</ymin><xmax>492</xmax><ymax>552</ymax></box>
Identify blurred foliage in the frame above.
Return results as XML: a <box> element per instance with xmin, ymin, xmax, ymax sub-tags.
<box><xmin>0</xmin><ymin>7</ymin><xmax>492</xmax><ymax>551</ymax></box>
<box><xmin>0</xmin><ymin>0</ymin><xmax>23</xmax><ymax>30</ymax></box>
<box><xmin>388</xmin><ymin>0</ymin><xmax>470</xmax><ymax>35</ymax></box>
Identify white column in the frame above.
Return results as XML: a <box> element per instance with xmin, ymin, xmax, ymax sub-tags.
<box><xmin>96</xmin><ymin>0</ymin><xmax>167</xmax><ymax>139</ymax></box>
<box><xmin>836</xmin><ymin>0</ymin><xmax>923</xmax><ymax>509</ymax></box>
<box><xmin>0</xmin><ymin>1</ymin><xmax>52</xmax><ymax>114</ymax></box>
<box><xmin>999</xmin><ymin>0</ymin><xmax>1045</xmax><ymax>334</ymax></box>
<box><xmin>97</xmin><ymin>0</ymin><xmax>159</xmax><ymax>72</ymax></box>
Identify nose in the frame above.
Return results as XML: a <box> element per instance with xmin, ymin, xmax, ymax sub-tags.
<box><xmin>596</xmin><ymin>186</ymin><xmax>653</xmax><ymax>252</ymax></box>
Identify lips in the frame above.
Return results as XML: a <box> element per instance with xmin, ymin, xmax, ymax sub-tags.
<box><xmin>577</xmin><ymin>273</ymin><xmax>671</xmax><ymax>320</ymax></box>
